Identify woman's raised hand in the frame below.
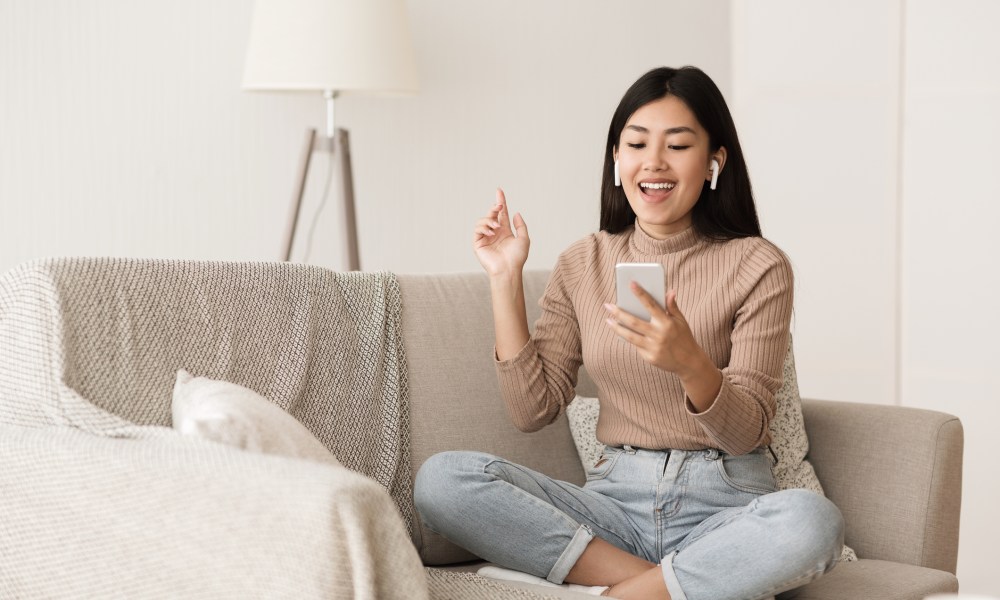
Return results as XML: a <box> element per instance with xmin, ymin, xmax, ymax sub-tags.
<box><xmin>473</xmin><ymin>188</ymin><xmax>530</xmax><ymax>278</ymax></box>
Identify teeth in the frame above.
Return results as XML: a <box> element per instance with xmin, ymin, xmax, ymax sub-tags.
<box><xmin>640</xmin><ymin>182</ymin><xmax>675</xmax><ymax>190</ymax></box>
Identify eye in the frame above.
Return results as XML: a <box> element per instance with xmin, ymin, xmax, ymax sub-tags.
<box><xmin>626</xmin><ymin>143</ymin><xmax>645</xmax><ymax>149</ymax></box>
<box><xmin>668</xmin><ymin>145</ymin><xmax>690</xmax><ymax>150</ymax></box>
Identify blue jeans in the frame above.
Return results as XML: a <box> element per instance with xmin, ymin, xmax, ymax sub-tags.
<box><xmin>415</xmin><ymin>446</ymin><xmax>844</xmax><ymax>600</ymax></box>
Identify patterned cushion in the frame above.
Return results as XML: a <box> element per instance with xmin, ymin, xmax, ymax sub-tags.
<box><xmin>566</xmin><ymin>340</ymin><xmax>857</xmax><ymax>562</ymax></box>
<box><xmin>769</xmin><ymin>342</ymin><xmax>823</xmax><ymax>493</ymax></box>
<box><xmin>566</xmin><ymin>396</ymin><xmax>604</xmax><ymax>471</ymax></box>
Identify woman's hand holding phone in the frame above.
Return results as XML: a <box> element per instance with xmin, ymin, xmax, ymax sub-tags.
<box><xmin>473</xmin><ymin>188</ymin><xmax>530</xmax><ymax>278</ymax></box>
<box><xmin>604</xmin><ymin>284</ymin><xmax>696</xmax><ymax>373</ymax></box>
<box><xmin>603</xmin><ymin>284</ymin><xmax>722</xmax><ymax>411</ymax></box>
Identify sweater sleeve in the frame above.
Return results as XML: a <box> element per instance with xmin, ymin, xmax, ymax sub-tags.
<box><xmin>687</xmin><ymin>241</ymin><xmax>793</xmax><ymax>455</ymax></box>
<box><xmin>494</xmin><ymin>249</ymin><xmax>584</xmax><ymax>433</ymax></box>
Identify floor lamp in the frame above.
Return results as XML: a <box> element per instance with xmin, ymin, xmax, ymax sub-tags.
<box><xmin>241</xmin><ymin>0</ymin><xmax>419</xmax><ymax>269</ymax></box>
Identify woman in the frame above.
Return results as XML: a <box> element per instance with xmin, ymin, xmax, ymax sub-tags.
<box><xmin>414</xmin><ymin>66</ymin><xmax>844</xmax><ymax>600</ymax></box>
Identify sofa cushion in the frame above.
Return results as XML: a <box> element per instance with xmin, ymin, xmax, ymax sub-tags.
<box><xmin>399</xmin><ymin>271</ymin><xmax>587</xmax><ymax>565</ymax></box>
<box><xmin>171</xmin><ymin>370</ymin><xmax>341</xmax><ymax>466</ymax></box>
<box><xmin>767</xmin><ymin>341</ymin><xmax>824</xmax><ymax>493</ymax></box>
<box><xmin>0</xmin><ymin>423</ymin><xmax>429</xmax><ymax>599</ymax></box>
<box><xmin>444</xmin><ymin>559</ymin><xmax>958</xmax><ymax>600</ymax></box>
<box><xmin>440</xmin><ymin>559</ymin><xmax>957</xmax><ymax>600</ymax></box>
<box><xmin>777</xmin><ymin>559</ymin><xmax>957</xmax><ymax>600</ymax></box>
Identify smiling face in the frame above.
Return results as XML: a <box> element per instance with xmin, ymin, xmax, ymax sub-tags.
<box><xmin>615</xmin><ymin>95</ymin><xmax>725</xmax><ymax>239</ymax></box>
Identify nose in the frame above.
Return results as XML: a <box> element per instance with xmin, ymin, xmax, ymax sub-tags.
<box><xmin>643</xmin><ymin>142</ymin><xmax>668</xmax><ymax>172</ymax></box>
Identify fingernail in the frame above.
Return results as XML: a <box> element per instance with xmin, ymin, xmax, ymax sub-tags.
<box><xmin>605</xmin><ymin>318</ymin><xmax>616</xmax><ymax>326</ymax></box>
<box><xmin>603</xmin><ymin>303</ymin><xmax>614</xmax><ymax>311</ymax></box>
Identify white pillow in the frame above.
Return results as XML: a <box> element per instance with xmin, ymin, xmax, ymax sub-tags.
<box><xmin>565</xmin><ymin>342</ymin><xmax>857</xmax><ymax>562</ymax></box>
<box><xmin>171</xmin><ymin>369</ymin><xmax>340</xmax><ymax>466</ymax></box>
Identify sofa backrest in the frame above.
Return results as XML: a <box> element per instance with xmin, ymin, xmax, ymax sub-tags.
<box><xmin>398</xmin><ymin>271</ymin><xmax>594</xmax><ymax>565</ymax></box>
<box><xmin>1</xmin><ymin>259</ymin><xmax>425</xmax><ymax>531</ymax></box>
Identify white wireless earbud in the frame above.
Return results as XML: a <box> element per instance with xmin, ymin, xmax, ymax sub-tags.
<box><xmin>710</xmin><ymin>159</ymin><xmax>720</xmax><ymax>190</ymax></box>
<box><xmin>614</xmin><ymin>160</ymin><xmax>621</xmax><ymax>187</ymax></box>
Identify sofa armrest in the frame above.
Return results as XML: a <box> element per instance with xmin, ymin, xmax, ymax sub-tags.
<box><xmin>0</xmin><ymin>424</ymin><xmax>428</xmax><ymax>599</ymax></box>
<box><xmin>801</xmin><ymin>399</ymin><xmax>963</xmax><ymax>573</ymax></box>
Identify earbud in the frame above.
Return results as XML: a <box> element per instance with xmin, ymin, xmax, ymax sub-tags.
<box><xmin>614</xmin><ymin>160</ymin><xmax>621</xmax><ymax>187</ymax></box>
<box><xmin>710</xmin><ymin>159</ymin><xmax>720</xmax><ymax>190</ymax></box>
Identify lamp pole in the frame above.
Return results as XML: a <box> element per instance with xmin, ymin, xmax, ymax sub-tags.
<box><xmin>281</xmin><ymin>90</ymin><xmax>359</xmax><ymax>271</ymax></box>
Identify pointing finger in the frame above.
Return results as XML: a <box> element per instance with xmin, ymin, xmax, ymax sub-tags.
<box><xmin>495</xmin><ymin>188</ymin><xmax>515</xmax><ymax>233</ymax></box>
<box><xmin>496</xmin><ymin>188</ymin><xmax>507</xmax><ymax>220</ymax></box>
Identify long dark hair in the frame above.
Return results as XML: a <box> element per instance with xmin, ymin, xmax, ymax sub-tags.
<box><xmin>600</xmin><ymin>66</ymin><xmax>761</xmax><ymax>240</ymax></box>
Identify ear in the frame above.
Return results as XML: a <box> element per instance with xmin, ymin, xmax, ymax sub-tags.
<box><xmin>707</xmin><ymin>147</ymin><xmax>728</xmax><ymax>181</ymax></box>
<box><xmin>613</xmin><ymin>146</ymin><xmax>618</xmax><ymax>162</ymax></box>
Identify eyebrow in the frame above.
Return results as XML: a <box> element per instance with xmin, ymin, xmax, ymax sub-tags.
<box><xmin>625</xmin><ymin>125</ymin><xmax>696</xmax><ymax>135</ymax></box>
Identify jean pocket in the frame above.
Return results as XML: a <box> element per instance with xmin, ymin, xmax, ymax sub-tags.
<box><xmin>715</xmin><ymin>452</ymin><xmax>778</xmax><ymax>495</ymax></box>
<box><xmin>585</xmin><ymin>447</ymin><xmax>622</xmax><ymax>481</ymax></box>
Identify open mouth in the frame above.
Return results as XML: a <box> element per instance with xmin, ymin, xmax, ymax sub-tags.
<box><xmin>639</xmin><ymin>180</ymin><xmax>676</xmax><ymax>202</ymax></box>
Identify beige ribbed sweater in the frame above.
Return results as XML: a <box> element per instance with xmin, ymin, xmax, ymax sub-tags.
<box><xmin>495</xmin><ymin>224</ymin><xmax>793</xmax><ymax>455</ymax></box>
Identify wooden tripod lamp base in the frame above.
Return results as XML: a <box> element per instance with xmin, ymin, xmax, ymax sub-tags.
<box><xmin>281</xmin><ymin>127</ymin><xmax>359</xmax><ymax>271</ymax></box>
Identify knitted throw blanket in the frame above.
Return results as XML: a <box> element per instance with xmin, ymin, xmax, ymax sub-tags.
<box><xmin>0</xmin><ymin>258</ymin><xmax>414</xmax><ymax>534</ymax></box>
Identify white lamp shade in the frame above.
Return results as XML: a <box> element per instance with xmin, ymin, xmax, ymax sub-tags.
<box><xmin>242</xmin><ymin>0</ymin><xmax>419</xmax><ymax>94</ymax></box>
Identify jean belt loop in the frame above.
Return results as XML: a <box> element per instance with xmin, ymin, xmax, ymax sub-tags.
<box><xmin>704</xmin><ymin>448</ymin><xmax>720</xmax><ymax>461</ymax></box>
<box><xmin>623</xmin><ymin>444</ymin><xmax>637</xmax><ymax>455</ymax></box>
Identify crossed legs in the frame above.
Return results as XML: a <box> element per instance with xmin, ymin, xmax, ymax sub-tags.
<box><xmin>414</xmin><ymin>451</ymin><xmax>843</xmax><ymax>600</ymax></box>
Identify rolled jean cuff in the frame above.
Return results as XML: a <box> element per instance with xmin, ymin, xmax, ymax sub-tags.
<box><xmin>660</xmin><ymin>551</ymin><xmax>688</xmax><ymax>600</ymax></box>
<box><xmin>546</xmin><ymin>524</ymin><xmax>595</xmax><ymax>584</ymax></box>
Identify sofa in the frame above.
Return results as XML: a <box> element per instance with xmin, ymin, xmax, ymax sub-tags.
<box><xmin>0</xmin><ymin>258</ymin><xmax>963</xmax><ymax>599</ymax></box>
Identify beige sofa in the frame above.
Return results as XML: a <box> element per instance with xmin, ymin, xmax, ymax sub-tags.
<box><xmin>401</xmin><ymin>272</ymin><xmax>963</xmax><ymax>599</ymax></box>
<box><xmin>0</xmin><ymin>259</ymin><xmax>962</xmax><ymax>599</ymax></box>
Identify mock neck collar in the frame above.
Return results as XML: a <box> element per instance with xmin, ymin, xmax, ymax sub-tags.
<box><xmin>628</xmin><ymin>223</ymin><xmax>701</xmax><ymax>256</ymax></box>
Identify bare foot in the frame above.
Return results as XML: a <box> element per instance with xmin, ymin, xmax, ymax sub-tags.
<box><xmin>565</xmin><ymin>537</ymin><xmax>656</xmax><ymax>586</ymax></box>
<box><xmin>603</xmin><ymin>565</ymin><xmax>670</xmax><ymax>600</ymax></box>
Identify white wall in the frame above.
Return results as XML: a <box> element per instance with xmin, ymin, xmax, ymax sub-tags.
<box><xmin>731</xmin><ymin>0</ymin><xmax>903</xmax><ymax>407</ymax></box>
<box><xmin>732</xmin><ymin>0</ymin><xmax>1000</xmax><ymax>594</ymax></box>
<box><xmin>900</xmin><ymin>1</ymin><xmax>1000</xmax><ymax>595</ymax></box>
<box><xmin>0</xmin><ymin>0</ymin><xmax>305</xmax><ymax>267</ymax></box>
<box><xmin>0</xmin><ymin>0</ymin><xmax>731</xmax><ymax>277</ymax></box>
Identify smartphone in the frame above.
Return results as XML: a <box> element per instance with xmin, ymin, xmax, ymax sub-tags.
<box><xmin>615</xmin><ymin>263</ymin><xmax>666</xmax><ymax>321</ymax></box>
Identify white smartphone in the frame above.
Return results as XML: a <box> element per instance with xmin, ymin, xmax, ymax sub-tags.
<box><xmin>615</xmin><ymin>263</ymin><xmax>666</xmax><ymax>321</ymax></box>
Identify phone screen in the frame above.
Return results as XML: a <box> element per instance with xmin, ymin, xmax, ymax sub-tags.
<box><xmin>615</xmin><ymin>263</ymin><xmax>666</xmax><ymax>321</ymax></box>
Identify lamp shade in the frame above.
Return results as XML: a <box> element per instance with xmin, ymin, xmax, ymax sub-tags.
<box><xmin>242</xmin><ymin>0</ymin><xmax>418</xmax><ymax>94</ymax></box>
